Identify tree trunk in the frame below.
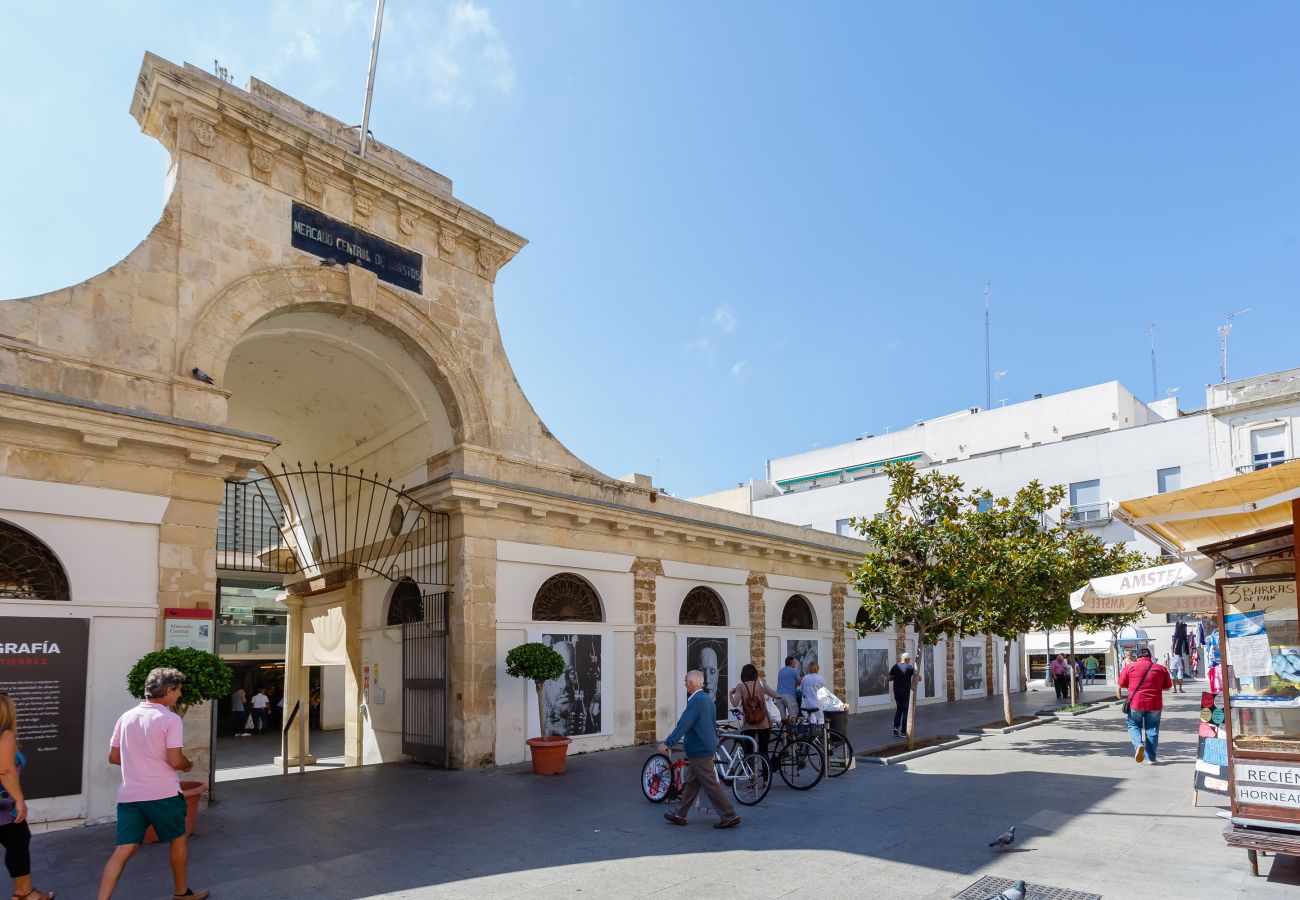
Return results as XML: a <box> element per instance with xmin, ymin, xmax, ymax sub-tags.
<box><xmin>1068</xmin><ymin>626</ymin><xmax>1078</xmax><ymax>708</ymax></box>
<box><xmin>1002</xmin><ymin>640</ymin><xmax>1013</xmax><ymax>726</ymax></box>
<box><xmin>906</xmin><ymin>628</ymin><xmax>924</xmax><ymax>750</ymax></box>
<box><xmin>535</xmin><ymin>681</ymin><xmax>546</xmax><ymax>738</ymax></box>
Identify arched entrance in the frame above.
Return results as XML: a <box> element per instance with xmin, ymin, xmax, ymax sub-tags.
<box><xmin>211</xmin><ymin>282</ymin><xmax>459</xmax><ymax>777</ymax></box>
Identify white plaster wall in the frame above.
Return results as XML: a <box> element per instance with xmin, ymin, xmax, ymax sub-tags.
<box><xmin>494</xmin><ymin>543</ymin><xmax>636</xmax><ymax>765</ymax></box>
<box><xmin>320</xmin><ymin>665</ymin><xmax>345</xmax><ymax>730</ymax></box>
<box><xmin>2</xmin><ymin>483</ymin><xmax>165</xmax><ymax>828</ymax></box>
<box><xmin>359</xmin><ymin>577</ymin><xmax>405</xmax><ymax>764</ymax></box>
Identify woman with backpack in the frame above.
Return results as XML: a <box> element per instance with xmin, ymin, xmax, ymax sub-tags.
<box><xmin>728</xmin><ymin>664</ymin><xmax>781</xmax><ymax>758</ymax></box>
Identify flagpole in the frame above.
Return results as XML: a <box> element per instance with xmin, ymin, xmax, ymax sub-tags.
<box><xmin>358</xmin><ymin>0</ymin><xmax>386</xmax><ymax>158</ymax></box>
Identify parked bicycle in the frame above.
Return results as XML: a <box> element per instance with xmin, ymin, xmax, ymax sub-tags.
<box><xmin>641</xmin><ymin>731</ymin><xmax>771</xmax><ymax>807</ymax></box>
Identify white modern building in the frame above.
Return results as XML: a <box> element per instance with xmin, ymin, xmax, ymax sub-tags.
<box><xmin>692</xmin><ymin>366</ymin><xmax>1300</xmax><ymax>694</ymax></box>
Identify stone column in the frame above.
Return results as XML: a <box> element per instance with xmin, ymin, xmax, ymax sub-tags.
<box><xmin>946</xmin><ymin>636</ymin><xmax>956</xmax><ymax>701</ymax></box>
<box><xmin>745</xmin><ymin>572</ymin><xmax>768</xmax><ymax>678</ymax></box>
<box><xmin>447</xmin><ymin>514</ymin><xmax>498</xmax><ymax>769</ymax></box>
<box><xmin>632</xmin><ymin>557</ymin><xmax>663</xmax><ymax>744</ymax></box>
<box><xmin>275</xmin><ymin>594</ymin><xmax>315</xmax><ymax>766</ymax></box>
<box><xmin>830</xmin><ymin>583</ymin><xmax>847</xmax><ymax>697</ymax></box>
<box><xmin>343</xmin><ymin>581</ymin><xmax>364</xmax><ymax>767</ymax></box>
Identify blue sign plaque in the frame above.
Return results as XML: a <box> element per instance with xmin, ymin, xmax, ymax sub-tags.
<box><xmin>291</xmin><ymin>202</ymin><xmax>423</xmax><ymax>293</ymax></box>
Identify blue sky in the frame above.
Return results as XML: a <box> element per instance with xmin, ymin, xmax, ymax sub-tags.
<box><xmin>3</xmin><ymin>3</ymin><xmax>1299</xmax><ymax>497</ymax></box>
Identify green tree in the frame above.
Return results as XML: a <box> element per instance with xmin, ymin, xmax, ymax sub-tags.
<box><xmin>505</xmin><ymin>642</ymin><xmax>567</xmax><ymax>739</ymax></box>
<box><xmin>127</xmin><ymin>647</ymin><xmax>232</xmax><ymax>718</ymax></box>
<box><xmin>850</xmin><ymin>462</ymin><xmax>975</xmax><ymax>748</ymax></box>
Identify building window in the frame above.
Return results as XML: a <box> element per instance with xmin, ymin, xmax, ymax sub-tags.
<box><xmin>679</xmin><ymin>586</ymin><xmax>727</xmax><ymax>626</ymax></box>
<box><xmin>835</xmin><ymin>518</ymin><xmax>853</xmax><ymax>536</ymax></box>
<box><xmin>387</xmin><ymin>578</ymin><xmax>424</xmax><ymax>626</ymax></box>
<box><xmin>0</xmin><ymin>520</ymin><xmax>71</xmax><ymax>601</ymax></box>
<box><xmin>1066</xmin><ymin>479</ymin><xmax>1108</xmax><ymax>525</ymax></box>
<box><xmin>1251</xmin><ymin>425</ymin><xmax>1287</xmax><ymax>470</ymax></box>
<box><xmin>781</xmin><ymin>594</ymin><xmax>816</xmax><ymax>630</ymax></box>
<box><xmin>854</xmin><ymin>606</ymin><xmax>882</xmax><ymax>632</ymax></box>
<box><xmin>1157</xmin><ymin>466</ymin><xmax>1181</xmax><ymax>494</ymax></box>
<box><xmin>532</xmin><ymin>573</ymin><xmax>604</xmax><ymax>622</ymax></box>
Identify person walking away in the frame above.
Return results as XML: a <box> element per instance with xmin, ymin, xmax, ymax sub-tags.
<box><xmin>799</xmin><ymin>661</ymin><xmax>827</xmax><ymax>725</ymax></box>
<box><xmin>97</xmin><ymin>668</ymin><xmax>209</xmax><ymax>900</ymax></box>
<box><xmin>1116</xmin><ymin>648</ymin><xmax>1172</xmax><ymax>764</ymax></box>
<box><xmin>659</xmin><ymin>671</ymin><xmax>740</xmax><ymax>829</ymax></box>
<box><xmin>1084</xmin><ymin>655</ymin><xmax>1098</xmax><ymax>686</ymax></box>
<box><xmin>0</xmin><ymin>695</ymin><xmax>55</xmax><ymax>900</ymax></box>
<box><xmin>887</xmin><ymin>653</ymin><xmax>919</xmax><ymax>737</ymax></box>
<box><xmin>230</xmin><ymin>686</ymin><xmax>248</xmax><ymax>737</ymax></box>
<box><xmin>1168</xmin><ymin>653</ymin><xmax>1185</xmax><ymax>693</ymax></box>
<box><xmin>1050</xmin><ymin>654</ymin><xmax>1069</xmax><ymax>700</ymax></box>
<box><xmin>775</xmin><ymin>656</ymin><xmax>801</xmax><ymax>722</ymax></box>
<box><xmin>728</xmin><ymin>664</ymin><xmax>779</xmax><ymax>759</ymax></box>
<box><xmin>249</xmin><ymin>688</ymin><xmax>270</xmax><ymax>734</ymax></box>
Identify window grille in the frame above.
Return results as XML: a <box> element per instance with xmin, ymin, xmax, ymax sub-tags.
<box><xmin>679</xmin><ymin>586</ymin><xmax>727</xmax><ymax>626</ymax></box>
<box><xmin>0</xmin><ymin>520</ymin><xmax>71</xmax><ymax>601</ymax></box>
<box><xmin>532</xmin><ymin>573</ymin><xmax>603</xmax><ymax>622</ymax></box>
<box><xmin>782</xmin><ymin>594</ymin><xmax>815</xmax><ymax>630</ymax></box>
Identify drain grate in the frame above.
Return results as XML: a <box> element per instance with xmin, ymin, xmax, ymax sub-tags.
<box><xmin>953</xmin><ymin>875</ymin><xmax>1101</xmax><ymax>900</ymax></box>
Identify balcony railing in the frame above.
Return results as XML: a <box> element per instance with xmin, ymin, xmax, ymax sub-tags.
<box><xmin>1236</xmin><ymin>456</ymin><xmax>1294</xmax><ymax>474</ymax></box>
<box><xmin>1061</xmin><ymin>501</ymin><xmax>1112</xmax><ymax>527</ymax></box>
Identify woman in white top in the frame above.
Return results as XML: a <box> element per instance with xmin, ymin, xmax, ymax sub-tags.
<box><xmin>799</xmin><ymin>661</ymin><xmax>827</xmax><ymax>724</ymax></box>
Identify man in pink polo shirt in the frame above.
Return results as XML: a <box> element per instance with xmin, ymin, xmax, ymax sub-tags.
<box><xmin>96</xmin><ymin>667</ymin><xmax>208</xmax><ymax>900</ymax></box>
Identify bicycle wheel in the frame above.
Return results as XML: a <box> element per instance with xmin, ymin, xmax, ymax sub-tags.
<box><xmin>777</xmin><ymin>739</ymin><xmax>824</xmax><ymax>790</ymax></box>
<box><xmin>826</xmin><ymin>729</ymin><xmax>853</xmax><ymax>778</ymax></box>
<box><xmin>731</xmin><ymin>752</ymin><xmax>772</xmax><ymax>806</ymax></box>
<box><xmin>641</xmin><ymin>753</ymin><xmax>673</xmax><ymax>802</ymax></box>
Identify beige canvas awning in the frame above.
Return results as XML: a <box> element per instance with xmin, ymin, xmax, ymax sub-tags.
<box><xmin>1113</xmin><ymin>460</ymin><xmax>1300</xmax><ymax>551</ymax></box>
<box><xmin>1070</xmin><ymin>556</ymin><xmax>1219</xmax><ymax>614</ymax></box>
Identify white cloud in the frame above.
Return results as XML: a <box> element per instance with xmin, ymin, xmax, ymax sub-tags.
<box><xmin>730</xmin><ymin>360</ymin><xmax>749</xmax><ymax>378</ymax></box>
<box><xmin>387</xmin><ymin>0</ymin><xmax>516</xmax><ymax>109</ymax></box>
<box><xmin>683</xmin><ymin>336</ymin><xmax>713</xmax><ymax>356</ymax></box>
<box><xmin>712</xmin><ymin>304</ymin><xmax>737</xmax><ymax>334</ymax></box>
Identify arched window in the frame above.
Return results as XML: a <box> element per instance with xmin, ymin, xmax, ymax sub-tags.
<box><xmin>679</xmin><ymin>586</ymin><xmax>727</xmax><ymax>626</ymax></box>
<box><xmin>386</xmin><ymin>578</ymin><xmax>424</xmax><ymax>626</ymax></box>
<box><xmin>0</xmin><ymin>521</ymin><xmax>70</xmax><ymax>602</ymax></box>
<box><xmin>781</xmin><ymin>594</ymin><xmax>815</xmax><ymax>630</ymax></box>
<box><xmin>532</xmin><ymin>573</ymin><xmax>604</xmax><ymax>622</ymax></box>
<box><xmin>854</xmin><ymin>606</ymin><xmax>880</xmax><ymax>633</ymax></box>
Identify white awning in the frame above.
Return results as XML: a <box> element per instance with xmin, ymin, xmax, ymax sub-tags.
<box><xmin>1070</xmin><ymin>556</ymin><xmax>1218</xmax><ymax>614</ymax></box>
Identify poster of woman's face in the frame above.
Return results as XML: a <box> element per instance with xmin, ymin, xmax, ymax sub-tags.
<box><xmin>686</xmin><ymin>636</ymin><xmax>729</xmax><ymax>722</ymax></box>
<box><xmin>857</xmin><ymin>648</ymin><xmax>889</xmax><ymax>697</ymax></box>
<box><xmin>922</xmin><ymin>643</ymin><xmax>937</xmax><ymax>698</ymax></box>
<box><xmin>787</xmin><ymin>639</ymin><xmax>820</xmax><ymax>677</ymax></box>
<box><xmin>962</xmin><ymin>645</ymin><xmax>985</xmax><ymax>692</ymax></box>
<box><xmin>540</xmin><ymin>633</ymin><xmax>602</xmax><ymax>737</ymax></box>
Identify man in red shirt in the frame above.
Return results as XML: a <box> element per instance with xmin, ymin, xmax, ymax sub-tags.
<box><xmin>1116</xmin><ymin>648</ymin><xmax>1173</xmax><ymax>763</ymax></box>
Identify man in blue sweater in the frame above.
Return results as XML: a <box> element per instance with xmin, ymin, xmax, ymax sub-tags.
<box><xmin>659</xmin><ymin>670</ymin><xmax>740</xmax><ymax>829</ymax></box>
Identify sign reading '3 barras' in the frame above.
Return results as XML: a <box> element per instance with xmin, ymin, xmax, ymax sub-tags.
<box><xmin>291</xmin><ymin>203</ymin><xmax>423</xmax><ymax>293</ymax></box>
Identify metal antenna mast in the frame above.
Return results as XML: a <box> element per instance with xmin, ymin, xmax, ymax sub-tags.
<box><xmin>1148</xmin><ymin>323</ymin><xmax>1157</xmax><ymax>401</ymax></box>
<box><xmin>1218</xmin><ymin>307</ymin><xmax>1253</xmax><ymax>383</ymax></box>
<box><xmin>358</xmin><ymin>0</ymin><xmax>387</xmax><ymax>159</ymax></box>
<box><xmin>984</xmin><ymin>281</ymin><xmax>992</xmax><ymax>410</ymax></box>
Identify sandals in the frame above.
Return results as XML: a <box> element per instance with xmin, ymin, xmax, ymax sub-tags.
<box><xmin>13</xmin><ymin>890</ymin><xmax>54</xmax><ymax>900</ymax></box>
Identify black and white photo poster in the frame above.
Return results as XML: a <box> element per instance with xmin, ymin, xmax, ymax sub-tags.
<box><xmin>922</xmin><ymin>643</ymin><xmax>937</xmax><ymax>699</ymax></box>
<box><xmin>786</xmin><ymin>639</ymin><xmax>820</xmax><ymax>677</ymax></box>
<box><xmin>0</xmin><ymin>617</ymin><xmax>89</xmax><ymax>799</ymax></box>
<box><xmin>857</xmin><ymin>648</ymin><xmax>889</xmax><ymax>698</ymax></box>
<box><xmin>685</xmin><ymin>636</ymin><xmax>729</xmax><ymax>722</ymax></box>
<box><xmin>540</xmin><ymin>633</ymin><xmax>602</xmax><ymax>737</ymax></box>
<box><xmin>962</xmin><ymin>644</ymin><xmax>986</xmax><ymax>693</ymax></box>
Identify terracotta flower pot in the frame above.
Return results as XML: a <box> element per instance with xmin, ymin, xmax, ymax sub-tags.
<box><xmin>144</xmin><ymin>780</ymin><xmax>206</xmax><ymax>843</ymax></box>
<box><xmin>526</xmin><ymin>736</ymin><xmax>572</xmax><ymax>775</ymax></box>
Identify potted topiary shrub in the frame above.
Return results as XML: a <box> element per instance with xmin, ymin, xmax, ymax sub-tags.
<box><xmin>505</xmin><ymin>641</ymin><xmax>571</xmax><ymax>774</ymax></box>
<box><xmin>126</xmin><ymin>646</ymin><xmax>232</xmax><ymax>839</ymax></box>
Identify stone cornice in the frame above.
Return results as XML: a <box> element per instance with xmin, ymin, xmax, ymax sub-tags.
<box><xmin>130</xmin><ymin>53</ymin><xmax>526</xmax><ymax>281</ymax></box>
<box><xmin>0</xmin><ymin>382</ymin><xmax>276</xmax><ymax>469</ymax></box>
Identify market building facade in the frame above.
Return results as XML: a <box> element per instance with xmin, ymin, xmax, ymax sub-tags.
<box><xmin>0</xmin><ymin>54</ymin><xmax>867</xmax><ymax>828</ymax></box>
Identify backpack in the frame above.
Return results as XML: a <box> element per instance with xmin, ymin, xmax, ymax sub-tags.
<box><xmin>742</xmin><ymin>681</ymin><xmax>767</xmax><ymax>727</ymax></box>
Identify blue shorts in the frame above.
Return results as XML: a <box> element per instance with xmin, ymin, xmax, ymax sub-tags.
<box><xmin>116</xmin><ymin>793</ymin><xmax>186</xmax><ymax>845</ymax></box>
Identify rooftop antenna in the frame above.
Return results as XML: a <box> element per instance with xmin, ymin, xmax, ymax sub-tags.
<box><xmin>983</xmin><ymin>281</ymin><xmax>992</xmax><ymax>410</ymax></box>
<box><xmin>1218</xmin><ymin>307</ymin><xmax>1253</xmax><ymax>383</ymax></box>
<box><xmin>358</xmin><ymin>0</ymin><xmax>387</xmax><ymax>159</ymax></box>
<box><xmin>1148</xmin><ymin>323</ymin><xmax>1157</xmax><ymax>401</ymax></box>
<box><xmin>213</xmin><ymin>60</ymin><xmax>232</xmax><ymax>84</ymax></box>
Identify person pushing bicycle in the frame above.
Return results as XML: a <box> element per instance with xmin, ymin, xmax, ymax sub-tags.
<box><xmin>658</xmin><ymin>670</ymin><xmax>741</xmax><ymax>829</ymax></box>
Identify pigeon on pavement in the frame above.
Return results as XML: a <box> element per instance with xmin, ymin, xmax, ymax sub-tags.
<box><xmin>984</xmin><ymin>880</ymin><xmax>1026</xmax><ymax>900</ymax></box>
<box><xmin>988</xmin><ymin>825</ymin><xmax>1016</xmax><ymax>851</ymax></box>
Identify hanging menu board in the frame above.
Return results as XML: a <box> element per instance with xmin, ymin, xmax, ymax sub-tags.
<box><xmin>0</xmin><ymin>617</ymin><xmax>89</xmax><ymax>799</ymax></box>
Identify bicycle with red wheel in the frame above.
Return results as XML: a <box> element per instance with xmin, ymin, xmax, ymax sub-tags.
<box><xmin>640</xmin><ymin>732</ymin><xmax>771</xmax><ymax>806</ymax></box>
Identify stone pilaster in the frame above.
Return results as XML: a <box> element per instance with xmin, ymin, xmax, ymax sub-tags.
<box><xmin>632</xmin><ymin>558</ymin><xmax>663</xmax><ymax>744</ymax></box>
<box><xmin>985</xmin><ymin>634</ymin><xmax>995</xmax><ymax>696</ymax></box>
<box><xmin>275</xmin><ymin>594</ymin><xmax>315</xmax><ymax>766</ymax></box>
<box><xmin>946</xmin><ymin>636</ymin><xmax>956</xmax><ymax>701</ymax></box>
<box><xmin>745</xmin><ymin>572</ymin><xmax>768</xmax><ymax>678</ymax></box>
<box><xmin>830</xmin><ymin>583</ymin><xmax>847</xmax><ymax>697</ymax></box>
<box><xmin>447</xmin><ymin>517</ymin><xmax>498</xmax><ymax>768</ymax></box>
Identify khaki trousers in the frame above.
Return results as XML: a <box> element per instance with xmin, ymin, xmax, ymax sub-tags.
<box><xmin>674</xmin><ymin>756</ymin><xmax>736</xmax><ymax>820</ymax></box>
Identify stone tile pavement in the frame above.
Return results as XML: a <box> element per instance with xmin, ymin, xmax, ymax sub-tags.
<box><xmin>34</xmin><ymin>686</ymin><xmax>1297</xmax><ymax>899</ymax></box>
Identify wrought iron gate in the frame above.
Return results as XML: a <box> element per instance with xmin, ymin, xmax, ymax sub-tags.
<box><xmin>403</xmin><ymin>591</ymin><xmax>450</xmax><ymax>765</ymax></box>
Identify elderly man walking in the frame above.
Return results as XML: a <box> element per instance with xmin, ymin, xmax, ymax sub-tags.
<box><xmin>659</xmin><ymin>670</ymin><xmax>740</xmax><ymax>829</ymax></box>
<box><xmin>97</xmin><ymin>667</ymin><xmax>208</xmax><ymax>900</ymax></box>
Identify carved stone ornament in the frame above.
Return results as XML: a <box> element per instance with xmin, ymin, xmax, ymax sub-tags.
<box><xmin>476</xmin><ymin>244</ymin><xmax>503</xmax><ymax>280</ymax></box>
<box><xmin>353</xmin><ymin>184</ymin><xmax>374</xmax><ymax>219</ymax></box>
<box><xmin>302</xmin><ymin>159</ymin><xmax>328</xmax><ymax>200</ymax></box>
<box><xmin>438</xmin><ymin>225</ymin><xmax>460</xmax><ymax>257</ymax></box>
<box><xmin>190</xmin><ymin>116</ymin><xmax>216</xmax><ymax>148</ymax></box>
<box><xmin>397</xmin><ymin>203</ymin><xmax>421</xmax><ymax>236</ymax></box>
<box><xmin>250</xmin><ymin>146</ymin><xmax>274</xmax><ymax>173</ymax></box>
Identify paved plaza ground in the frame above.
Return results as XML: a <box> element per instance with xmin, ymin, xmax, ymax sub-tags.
<box><xmin>35</xmin><ymin>686</ymin><xmax>1299</xmax><ymax>898</ymax></box>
